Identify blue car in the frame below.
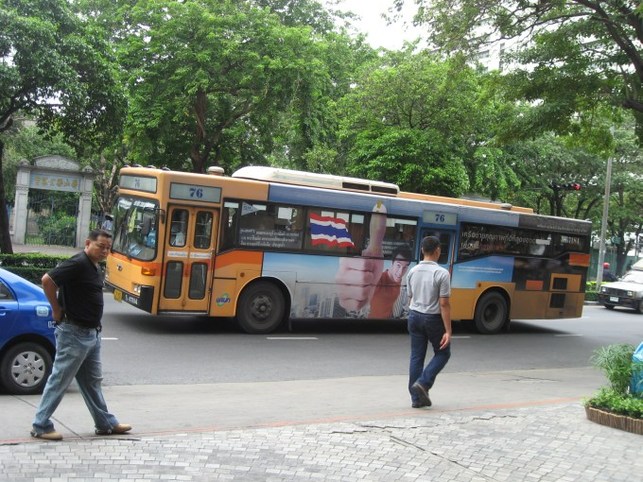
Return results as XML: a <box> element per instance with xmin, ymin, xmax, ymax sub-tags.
<box><xmin>0</xmin><ymin>267</ymin><xmax>55</xmax><ymax>395</ymax></box>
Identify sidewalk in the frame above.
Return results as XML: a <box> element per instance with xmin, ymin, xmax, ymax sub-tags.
<box><xmin>11</xmin><ymin>243</ymin><xmax>79</xmax><ymax>256</ymax></box>
<box><xmin>1</xmin><ymin>369</ymin><xmax>641</xmax><ymax>481</ymax></box>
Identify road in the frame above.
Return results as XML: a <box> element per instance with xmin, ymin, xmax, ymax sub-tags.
<box><xmin>99</xmin><ymin>300</ymin><xmax>643</xmax><ymax>386</ymax></box>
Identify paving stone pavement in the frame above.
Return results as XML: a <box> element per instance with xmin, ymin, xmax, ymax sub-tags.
<box><xmin>1</xmin><ymin>403</ymin><xmax>640</xmax><ymax>481</ymax></box>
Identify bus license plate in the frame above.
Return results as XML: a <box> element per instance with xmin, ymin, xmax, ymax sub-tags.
<box><xmin>113</xmin><ymin>289</ymin><xmax>123</xmax><ymax>302</ymax></box>
<box><xmin>609</xmin><ymin>296</ymin><xmax>619</xmax><ymax>303</ymax></box>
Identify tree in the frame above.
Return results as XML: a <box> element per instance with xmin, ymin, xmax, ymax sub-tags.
<box><xmin>114</xmin><ymin>0</ymin><xmax>352</xmax><ymax>174</ymax></box>
<box><xmin>1</xmin><ymin>125</ymin><xmax>75</xmax><ymax>202</ymax></box>
<box><xmin>337</xmin><ymin>51</ymin><xmax>522</xmax><ymax>197</ymax></box>
<box><xmin>0</xmin><ymin>0</ymin><xmax>125</xmax><ymax>253</ymax></box>
<box><xmin>398</xmin><ymin>0</ymin><xmax>643</xmax><ymax>139</ymax></box>
<box><xmin>502</xmin><ymin>132</ymin><xmax>605</xmax><ymax>218</ymax></box>
<box><xmin>606</xmin><ymin>125</ymin><xmax>643</xmax><ymax>274</ymax></box>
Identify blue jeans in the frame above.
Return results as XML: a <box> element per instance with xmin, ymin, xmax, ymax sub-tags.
<box><xmin>32</xmin><ymin>323</ymin><xmax>118</xmax><ymax>434</ymax></box>
<box><xmin>408</xmin><ymin>310</ymin><xmax>451</xmax><ymax>403</ymax></box>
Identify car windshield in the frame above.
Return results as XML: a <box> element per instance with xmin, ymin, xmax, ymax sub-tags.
<box><xmin>621</xmin><ymin>270</ymin><xmax>643</xmax><ymax>284</ymax></box>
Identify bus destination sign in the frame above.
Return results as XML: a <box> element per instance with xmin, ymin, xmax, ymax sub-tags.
<box><xmin>120</xmin><ymin>175</ymin><xmax>158</xmax><ymax>193</ymax></box>
<box><xmin>170</xmin><ymin>183</ymin><xmax>221</xmax><ymax>203</ymax></box>
<box><xmin>423</xmin><ymin>210</ymin><xmax>457</xmax><ymax>226</ymax></box>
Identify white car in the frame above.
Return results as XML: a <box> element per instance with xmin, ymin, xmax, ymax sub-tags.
<box><xmin>598</xmin><ymin>267</ymin><xmax>643</xmax><ymax>313</ymax></box>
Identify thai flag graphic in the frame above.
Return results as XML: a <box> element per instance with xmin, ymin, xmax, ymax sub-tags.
<box><xmin>309</xmin><ymin>213</ymin><xmax>355</xmax><ymax>248</ymax></box>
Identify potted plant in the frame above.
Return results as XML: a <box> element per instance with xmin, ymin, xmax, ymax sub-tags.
<box><xmin>584</xmin><ymin>343</ymin><xmax>643</xmax><ymax>435</ymax></box>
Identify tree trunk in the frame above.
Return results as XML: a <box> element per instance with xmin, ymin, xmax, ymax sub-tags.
<box><xmin>0</xmin><ymin>140</ymin><xmax>14</xmax><ymax>254</ymax></box>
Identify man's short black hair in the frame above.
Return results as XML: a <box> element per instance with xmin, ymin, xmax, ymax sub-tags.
<box><xmin>421</xmin><ymin>235</ymin><xmax>441</xmax><ymax>255</ymax></box>
<box><xmin>89</xmin><ymin>229</ymin><xmax>112</xmax><ymax>241</ymax></box>
<box><xmin>391</xmin><ymin>245</ymin><xmax>413</xmax><ymax>261</ymax></box>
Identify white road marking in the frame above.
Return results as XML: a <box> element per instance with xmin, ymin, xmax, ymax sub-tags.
<box><xmin>267</xmin><ymin>337</ymin><xmax>319</xmax><ymax>340</ymax></box>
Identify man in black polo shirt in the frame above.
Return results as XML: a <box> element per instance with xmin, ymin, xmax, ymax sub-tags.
<box><xmin>31</xmin><ymin>229</ymin><xmax>131</xmax><ymax>441</ymax></box>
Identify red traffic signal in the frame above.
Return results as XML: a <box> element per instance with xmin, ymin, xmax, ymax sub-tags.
<box><xmin>549</xmin><ymin>182</ymin><xmax>582</xmax><ymax>190</ymax></box>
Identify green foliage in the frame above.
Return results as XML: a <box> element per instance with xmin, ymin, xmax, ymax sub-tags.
<box><xmin>36</xmin><ymin>213</ymin><xmax>77</xmax><ymax>247</ymax></box>
<box><xmin>337</xmin><ymin>52</ymin><xmax>525</xmax><ymax>198</ymax></box>
<box><xmin>586</xmin><ymin>343</ymin><xmax>643</xmax><ymax>419</ymax></box>
<box><xmin>111</xmin><ymin>0</ymin><xmax>365</xmax><ymax>173</ymax></box>
<box><xmin>590</xmin><ymin>344</ymin><xmax>636</xmax><ymax>395</ymax></box>
<box><xmin>1</xmin><ymin>126</ymin><xmax>76</xmax><ymax>201</ymax></box>
<box><xmin>0</xmin><ymin>0</ymin><xmax>126</xmax><ymax>152</ymax></box>
<box><xmin>585</xmin><ymin>387</ymin><xmax>643</xmax><ymax>419</ymax></box>
<box><xmin>403</xmin><ymin>0</ymin><xmax>643</xmax><ymax>139</ymax></box>
<box><xmin>0</xmin><ymin>254</ymin><xmax>68</xmax><ymax>284</ymax></box>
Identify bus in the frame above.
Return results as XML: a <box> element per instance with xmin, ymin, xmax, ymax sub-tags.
<box><xmin>105</xmin><ymin>165</ymin><xmax>592</xmax><ymax>334</ymax></box>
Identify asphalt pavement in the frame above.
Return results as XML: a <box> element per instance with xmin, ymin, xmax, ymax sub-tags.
<box><xmin>1</xmin><ymin>243</ymin><xmax>641</xmax><ymax>481</ymax></box>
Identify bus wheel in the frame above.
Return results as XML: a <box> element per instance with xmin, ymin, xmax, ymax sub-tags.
<box><xmin>237</xmin><ymin>281</ymin><xmax>286</xmax><ymax>334</ymax></box>
<box><xmin>474</xmin><ymin>292</ymin><xmax>508</xmax><ymax>334</ymax></box>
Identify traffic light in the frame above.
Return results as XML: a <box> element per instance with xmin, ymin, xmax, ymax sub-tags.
<box><xmin>550</xmin><ymin>182</ymin><xmax>582</xmax><ymax>190</ymax></box>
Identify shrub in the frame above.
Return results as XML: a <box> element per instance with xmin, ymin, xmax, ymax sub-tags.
<box><xmin>590</xmin><ymin>344</ymin><xmax>635</xmax><ymax>394</ymax></box>
<box><xmin>0</xmin><ymin>254</ymin><xmax>69</xmax><ymax>284</ymax></box>
<box><xmin>585</xmin><ymin>343</ymin><xmax>642</xmax><ymax>420</ymax></box>
<box><xmin>586</xmin><ymin>387</ymin><xmax>643</xmax><ymax>419</ymax></box>
<box><xmin>37</xmin><ymin>213</ymin><xmax>76</xmax><ymax>246</ymax></box>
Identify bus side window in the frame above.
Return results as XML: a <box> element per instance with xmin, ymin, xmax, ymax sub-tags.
<box><xmin>170</xmin><ymin>209</ymin><xmax>188</xmax><ymax>247</ymax></box>
<box><xmin>221</xmin><ymin>202</ymin><xmax>240</xmax><ymax>251</ymax></box>
<box><xmin>194</xmin><ymin>211</ymin><xmax>212</xmax><ymax>249</ymax></box>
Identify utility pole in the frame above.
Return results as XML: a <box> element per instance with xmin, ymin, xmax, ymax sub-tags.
<box><xmin>596</xmin><ymin>151</ymin><xmax>613</xmax><ymax>288</ymax></box>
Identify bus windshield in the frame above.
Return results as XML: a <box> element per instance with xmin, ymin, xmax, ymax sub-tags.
<box><xmin>112</xmin><ymin>196</ymin><xmax>159</xmax><ymax>261</ymax></box>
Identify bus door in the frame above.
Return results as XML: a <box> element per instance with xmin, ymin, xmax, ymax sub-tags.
<box><xmin>420</xmin><ymin>229</ymin><xmax>456</xmax><ymax>269</ymax></box>
<box><xmin>159</xmin><ymin>206</ymin><xmax>219</xmax><ymax>312</ymax></box>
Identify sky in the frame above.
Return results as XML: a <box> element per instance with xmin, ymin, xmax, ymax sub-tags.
<box><xmin>325</xmin><ymin>0</ymin><xmax>424</xmax><ymax>50</ymax></box>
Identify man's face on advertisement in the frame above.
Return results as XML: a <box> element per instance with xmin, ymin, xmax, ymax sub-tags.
<box><xmin>390</xmin><ymin>256</ymin><xmax>410</xmax><ymax>283</ymax></box>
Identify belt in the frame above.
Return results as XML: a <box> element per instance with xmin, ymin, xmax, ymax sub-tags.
<box><xmin>59</xmin><ymin>316</ymin><xmax>102</xmax><ymax>332</ymax></box>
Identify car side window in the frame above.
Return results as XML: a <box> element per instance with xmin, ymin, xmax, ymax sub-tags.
<box><xmin>0</xmin><ymin>280</ymin><xmax>15</xmax><ymax>300</ymax></box>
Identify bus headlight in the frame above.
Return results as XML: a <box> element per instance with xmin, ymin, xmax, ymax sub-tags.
<box><xmin>133</xmin><ymin>284</ymin><xmax>142</xmax><ymax>295</ymax></box>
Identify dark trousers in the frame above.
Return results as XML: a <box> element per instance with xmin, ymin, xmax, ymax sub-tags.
<box><xmin>408</xmin><ymin>310</ymin><xmax>451</xmax><ymax>403</ymax></box>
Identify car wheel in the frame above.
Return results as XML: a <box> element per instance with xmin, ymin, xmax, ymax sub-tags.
<box><xmin>604</xmin><ymin>304</ymin><xmax>615</xmax><ymax>310</ymax></box>
<box><xmin>0</xmin><ymin>342</ymin><xmax>53</xmax><ymax>395</ymax></box>
<box><xmin>474</xmin><ymin>292</ymin><xmax>508</xmax><ymax>334</ymax></box>
<box><xmin>637</xmin><ymin>300</ymin><xmax>643</xmax><ymax>314</ymax></box>
<box><xmin>237</xmin><ymin>281</ymin><xmax>286</xmax><ymax>334</ymax></box>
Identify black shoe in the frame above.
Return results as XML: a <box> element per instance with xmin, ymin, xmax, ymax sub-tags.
<box><xmin>412</xmin><ymin>401</ymin><xmax>430</xmax><ymax>408</ymax></box>
<box><xmin>411</xmin><ymin>382</ymin><xmax>432</xmax><ymax>407</ymax></box>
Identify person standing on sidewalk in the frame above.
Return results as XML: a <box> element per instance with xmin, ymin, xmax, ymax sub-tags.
<box><xmin>406</xmin><ymin>235</ymin><xmax>452</xmax><ymax>408</ymax></box>
<box><xmin>31</xmin><ymin>229</ymin><xmax>131</xmax><ymax>441</ymax></box>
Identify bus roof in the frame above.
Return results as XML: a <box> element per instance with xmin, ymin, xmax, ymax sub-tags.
<box><xmin>232</xmin><ymin>166</ymin><xmax>532</xmax><ymax>214</ymax></box>
<box><xmin>397</xmin><ymin>191</ymin><xmax>533</xmax><ymax>214</ymax></box>
<box><xmin>232</xmin><ymin>166</ymin><xmax>400</xmax><ymax>196</ymax></box>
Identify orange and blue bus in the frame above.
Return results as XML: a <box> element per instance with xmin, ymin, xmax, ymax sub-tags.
<box><xmin>105</xmin><ymin>165</ymin><xmax>592</xmax><ymax>334</ymax></box>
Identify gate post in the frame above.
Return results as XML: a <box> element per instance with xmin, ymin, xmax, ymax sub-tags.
<box><xmin>12</xmin><ymin>160</ymin><xmax>31</xmax><ymax>244</ymax></box>
<box><xmin>77</xmin><ymin>166</ymin><xmax>95</xmax><ymax>247</ymax></box>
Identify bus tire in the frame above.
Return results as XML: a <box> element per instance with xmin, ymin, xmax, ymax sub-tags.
<box><xmin>237</xmin><ymin>281</ymin><xmax>286</xmax><ymax>334</ymax></box>
<box><xmin>474</xmin><ymin>292</ymin><xmax>508</xmax><ymax>334</ymax></box>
